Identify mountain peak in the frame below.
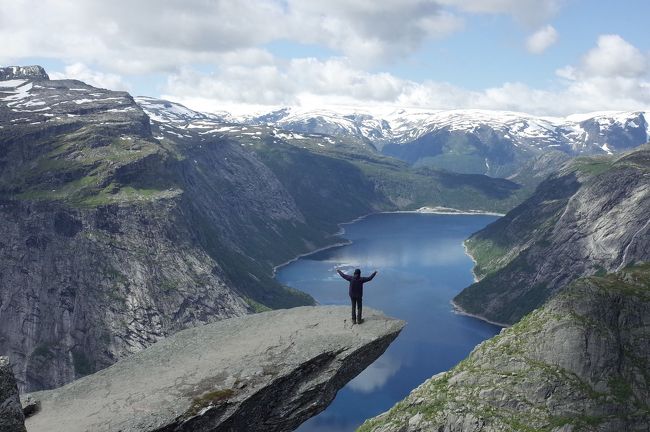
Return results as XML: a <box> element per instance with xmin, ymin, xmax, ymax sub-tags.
<box><xmin>0</xmin><ymin>65</ymin><xmax>49</xmax><ymax>81</ymax></box>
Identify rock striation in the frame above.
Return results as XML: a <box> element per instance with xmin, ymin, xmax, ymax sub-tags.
<box><xmin>456</xmin><ymin>145</ymin><xmax>650</xmax><ymax>324</ymax></box>
<box><xmin>0</xmin><ymin>356</ymin><xmax>26</xmax><ymax>432</ymax></box>
<box><xmin>0</xmin><ymin>66</ymin><xmax>522</xmax><ymax>393</ymax></box>
<box><xmin>359</xmin><ymin>264</ymin><xmax>650</xmax><ymax>432</ymax></box>
<box><xmin>24</xmin><ymin>306</ymin><xmax>404</xmax><ymax>432</ymax></box>
<box><xmin>243</xmin><ymin>107</ymin><xmax>650</xmax><ymax>177</ymax></box>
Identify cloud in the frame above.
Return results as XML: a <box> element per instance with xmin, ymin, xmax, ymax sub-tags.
<box><xmin>526</xmin><ymin>25</ymin><xmax>558</xmax><ymax>54</ymax></box>
<box><xmin>582</xmin><ymin>34</ymin><xmax>647</xmax><ymax>77</ymax></box>
<box><xmin>0</xmin><ymin>0</ymin><xmax>464</xmax><ymax>71</ymax></box>
<box><xmin>438</xmin><ymin>0</ymin><xmax>562</xmax><ymax>26</ymax></box>
<box><xmin>347</xmin><ymin>354</ymin><xmax>400</xmax><ymax>393</ymax></box>
<box><xmin>163</xmin><ymin>34</ymin><xmax>650</xmax><ymax>117</ymax></box>
<box><xmin>284</xmin><ymin>0</ymin><xmax>464</xmax><ymax>64</ymax></box>
<box><xmin>49</xmin><ymin>63</ymin><xmax>128</xmax><ymax>91</ymax></box>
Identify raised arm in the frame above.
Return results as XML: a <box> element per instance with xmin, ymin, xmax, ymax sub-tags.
<box><xmin>337</xmin><ymin>269</ymin><xmax>352</xmax><ymax>281</ymax></box>
<box><xmin>362</xmin><ymin>270</ymin><xmax>378</xmax><ymax>282</ymax></box>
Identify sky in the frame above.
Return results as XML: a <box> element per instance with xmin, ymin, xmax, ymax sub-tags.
<box><xmin>1</xmin><ymin>0</ymin><xmax>649</xmax><ymax>116</ymax></box>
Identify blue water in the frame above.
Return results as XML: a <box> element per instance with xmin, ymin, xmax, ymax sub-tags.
<box><xmin>275</xmin><ymin>213</ymin><xmax>502</xmax><ymax>432</ymax></box>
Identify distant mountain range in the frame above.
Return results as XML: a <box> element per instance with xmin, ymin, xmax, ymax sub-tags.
<box><xmin>236</xmin><ymin>106</ymin><xmax>649</xmax><ymax>177</ymax></box>
<box><xmin>0</xmin><ymin>66</ymin><xmax>525</xmax><ymax>392</ymax></box>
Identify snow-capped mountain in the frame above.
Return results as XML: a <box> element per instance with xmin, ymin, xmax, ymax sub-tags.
<box><xmin>134</xmin><ymin>97</ymin><xmax>377</xmax><ymax>154</ymax></box>
<box><xmin>238</xmin><ymin>106</ymin><xmax>649</xmax><ymax>176</ymax></box>
<box><xmin>134</xmin><ymin>97</ymin><xmax>649</xmax><ymax>177</ymax></box>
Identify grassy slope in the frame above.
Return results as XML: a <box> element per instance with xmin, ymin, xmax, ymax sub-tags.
<box><xmin>455</xmin><ymin>147</ymin><xmax>650</xmax><ymax>323</ymax></box>
<box><xmin>359</xmin><ymin>264</ymin><xmax>650</xmax><ymax>432</ymax></box>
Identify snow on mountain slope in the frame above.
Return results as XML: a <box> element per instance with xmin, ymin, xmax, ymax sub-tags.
<box><xmin>134</xmin><ymin>96</ymin><xmax>649</xmax><ymax>176</ymax></box>
<box><xmin>135</xmin><ymin>98</ymin><xmax>375</xmax><ymax>154</ymax></box>
<box><xmin>247</xmin><ymin>106</ymin><xmax>649</xmax><ymax>153</ymax></box>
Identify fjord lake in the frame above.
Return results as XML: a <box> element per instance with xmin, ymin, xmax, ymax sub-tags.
<box><xmin>275</xmin><ymin>212</ymin><xmax>502</xmax><ymax>432</ymax></box>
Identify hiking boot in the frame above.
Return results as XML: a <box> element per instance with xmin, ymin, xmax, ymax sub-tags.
<box><xmin>357</xmin><ymin>318</ymin><xmax>363</xmax><ymax>324</ymax></box>
<box><xmin>352</xmin><ymin>318</ymin><xmax>357</xmax><ymax>324</ymax></box>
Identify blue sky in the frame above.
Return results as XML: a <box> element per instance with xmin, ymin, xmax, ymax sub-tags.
<box><xmin>2</xmin><ymin>0</ymin><xmax>649</xmax><ymax>116</ymax></box>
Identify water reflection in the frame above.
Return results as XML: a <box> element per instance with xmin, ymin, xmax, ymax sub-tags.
<box><xmin>348</xmin><ymin>355</ymin><xmax>401</xmax><ymax>394</ymax></box>
<box><xmin>276</xmin><ymin>213</ymin><xmax>502</xmax><ymax>432</ymax></box>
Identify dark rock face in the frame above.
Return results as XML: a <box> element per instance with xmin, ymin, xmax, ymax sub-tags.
<box><xmin>360</xmin><ymin>265</ymin><xmax>650</xmax><ymax>432</ymax></box>
<box><xmin>456</xmin><ymin>146</ymin><xmax>650</xmax><ymax>324</ymax></box>
<box><xmin>247</xmin><ymin>108</ymin><xmax>650</xmax><ymax>177</ymax></box>
<box><xmin>0</xmin><ymin>71</ymin><xmax>310</xmax><ymax>393</ymax></box>
<box><xmin>0</xmin><ymin>67</ymin><xmax>524</xmax><ymax>395</ymax></box>
<box><xmin>0</xmin><ymin>65</ymin><xmax>49</xmax><ymax>81</ymax></box>
<box><xmin>24</xmin><ymin>306</ymin><xmax>405</xmax><ymax>432</ymax></box>
<box><xmin>0</xmin><ymin>357</ymin><xmax>26</xmax><ymax>432</ymax></box>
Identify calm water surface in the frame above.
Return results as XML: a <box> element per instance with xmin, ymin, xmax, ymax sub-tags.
<box><xmin>275</xmin><ymin>213</ymin><xmax>502</xmax><ymax>432</ymax></box>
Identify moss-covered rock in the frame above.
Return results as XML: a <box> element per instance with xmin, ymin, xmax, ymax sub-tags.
<box><xmin>360</xmin><ymin>265</ymin><xmax>650</xmax><ymax>432</ymax></box>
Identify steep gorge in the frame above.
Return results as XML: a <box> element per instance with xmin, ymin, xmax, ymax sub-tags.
<box><xmin>0</xmin><ymin>66</ymin><xmax>524</xmax><ymax>393</ymax></box>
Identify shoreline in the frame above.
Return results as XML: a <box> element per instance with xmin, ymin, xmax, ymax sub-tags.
<box><xmin>274</xmin><ymin>207</ymin><xmax>503</xmax><ymax>276</ymax></box>
<box><xmin>394</xmin><ymin>206</ymin><xmax>505</xmax><ymax>217</ymax></box>
<box><xmin>272</xmin><ymin>239</ymin><xmax>352</xmax><ymax>277</ymax></box>
<box><xmin>450</xmin><ymin>299</ymin><xmax>510</xmax><ymax>328</ymax></box>
<box><xmin>457</xmin><ymin>231</ymin><xmax>508</xmax><ymax>327</ymax></box>
<box><xmin>274</xmin><ymin>207</ymin><xmax>506</xmax><ymax>329</ymax></box>
<box><xmin>462</xmin><ymin>240</ymin><xmax>480</xmax><ymax>283</ymax></box>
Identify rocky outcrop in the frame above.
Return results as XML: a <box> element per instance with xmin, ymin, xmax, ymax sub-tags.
<box><xmin>0</xmin><ymin>356</ymin><xmax>26</xmax><ymax>432</ymax></box>
<box><xmin>0</xmin><ymin>66</ymin><xmax>523</xmax><ymax>394</ymax></box>
<box><xmin>455</xmin><ymin>145</ymin><xmax>650</xmax><ymax>324</ymax></box>
<box><xmin>360</xmin><ymin>264</ymin><xmax>650</xmax><ymax>432</ymax></box>
<box><xmin>24</xmin><ymin>306</ymin><xmax>404</xmax><ymax>432</ymax></box>
<box><xmin>0</xmin><ymin>66</ymin><xmax>49</xmax><ymax>81</ymax></box>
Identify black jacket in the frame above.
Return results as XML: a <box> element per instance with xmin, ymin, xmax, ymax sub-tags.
<box><xmin>337</xmin><ymin>270</ymin><xmax>377</xmax><ymax>298</ymax></box>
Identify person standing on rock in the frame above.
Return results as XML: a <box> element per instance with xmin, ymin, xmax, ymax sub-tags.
<box><xmin>337</xmin><ymin>268</ymin><xmax>377</xmax><ymax>325</ymax></box>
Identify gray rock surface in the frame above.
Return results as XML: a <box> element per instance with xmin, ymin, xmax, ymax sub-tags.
<box><xmin>0</xmin><ymin>356</ymin><xmax>26</xmax><ymax>432</ymax></box>
<box><xmin>0</xmin><ymin>66</ymin><xmax>523</xmax><ymax>394</ymax></box>
<box><xmin>456</xmin><ymin>145</ymin><xmax>650</xmax><ymax>324</ymax></box>
<box><xmin>360</xmin><ymin>265</ymin><xmax>650</xmax><ymax>431</ymax></box>
<box><xmin>0</xmin><ymin>66</ymin><xmax>49</xmax><ymax>80</ymax></box>
<box><xmin>25</xmin><ymin>306</ymin><xmax>404</xmax><ymax>432</ymax></box>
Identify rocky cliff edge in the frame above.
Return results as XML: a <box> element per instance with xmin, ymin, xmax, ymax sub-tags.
<box><xmin>360</xmin><ymin>264</ymin><xmax>650</xmax><ymax>432</ymax></box>
<box><xmin>24</xmin><ymin>306</ymin><xmax>404</xmax><ymax>432</ymax></box>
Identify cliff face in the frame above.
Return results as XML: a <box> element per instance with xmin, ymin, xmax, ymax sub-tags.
<box><xmin>0</xmin><ymin>68</ymin><xmax>330</xmax><ymax>392</ymax></box>
<box><xmin>455</xmin><ymin>145</ymin><xmax>650</xmax><ymax>325</ymax></box>
<box><xmin>0</xmin><ymin>357</ymin><xmax>26</xmax><ymax>432</ymax></box>
<box><xmin>1</xmin><ymin>66</ymin><xmax>524</xmax><ymax>393</ymax></box>
<box><xmin>24</xmin><ymin>306</ymin><xmax>405</xmax><ymax>432</ymax></box>
<box><xmin>360</xmin><ymin>265</ymin><xmax>650</xmax><ymax>432</ymax></box>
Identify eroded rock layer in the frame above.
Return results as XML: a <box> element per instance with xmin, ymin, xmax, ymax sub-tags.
<box><xmin>25</xmin><ymin>306</ymin><xmax>404</xmax><ymax>432</ymax></box>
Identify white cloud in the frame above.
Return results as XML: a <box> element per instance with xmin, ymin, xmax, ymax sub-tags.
<box><xmin>347</xmin><ymin>354</ymin><xmax>400</xmax><ymax>393</ymax></box>
<box><xmin>438</xmin><ymin>0</ymin><xmax>561</xmax><ymax>26</ymax></box>
<box><xmin>0</xmin><ymin>0</ymin><xmax>464</xmax><ymax>71</ymax></box>
<box><xmin>526</xmin><ymin>25</ymin><xmax>558</xmax><ymax>54</ymax></box>
<box><xmin>582</xmin><ymin>34</ymin><xmax>647</xmax><ymax>77</ymax></box>
<box><xmin>49</xmin><ymin>63</ymin><xmax>128</xmax><ymax>91</ymax></box>
<box><xmin>163</xmin><ymin>34</ymin><xmax>650</xmax><ymax>117</ymax></box>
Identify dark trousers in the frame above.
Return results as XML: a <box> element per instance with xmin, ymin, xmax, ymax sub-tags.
<box><xmin>350</xmin><ymin>297</ymin><xmax>362</xmax><ymax>321</ymax></box>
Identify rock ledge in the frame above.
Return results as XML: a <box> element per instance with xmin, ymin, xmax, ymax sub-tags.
<box><xmin>25</xmin><ymin>306</ymin><xmax>404</xmax><ymax>432</ymax></box>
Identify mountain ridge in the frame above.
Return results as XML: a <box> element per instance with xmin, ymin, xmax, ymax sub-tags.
<box><xmin>153</xmin><ymin>98</ymin><xmax>650</xmax><ymax>177</ymax></box>
<box><xmin>0</xmin><ymin>66</ymin><xmax>526</xmax><ymax>393</ymax></box>
<box><xmin>455</xmin><ymin>144</ymin><xmax>650</xmax><ymax>325</ymax></box>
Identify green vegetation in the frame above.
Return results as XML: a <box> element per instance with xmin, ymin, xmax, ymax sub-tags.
<box><xmin>463</xmin><ymin>237</ymin><xmax>510</xmax><ymax>279</ymax></box>
<box><xmin>245</xmin><ymin>297</ymin><xmax>272</xmax><ymax>313</ymax></box>
<box><xmin>571</xmin><ymin>156</ymin><xmax>613</xmax><ymax>176</ymax></box>
<box><xmin>185</xmin><ymin>388</ymin><xmax>235</xmax><ymax>417</ymax></box>
<box><xmin>359</xmin><ymin>264</ymin><xmax>650</xmax><ymax>431</ymax></box>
